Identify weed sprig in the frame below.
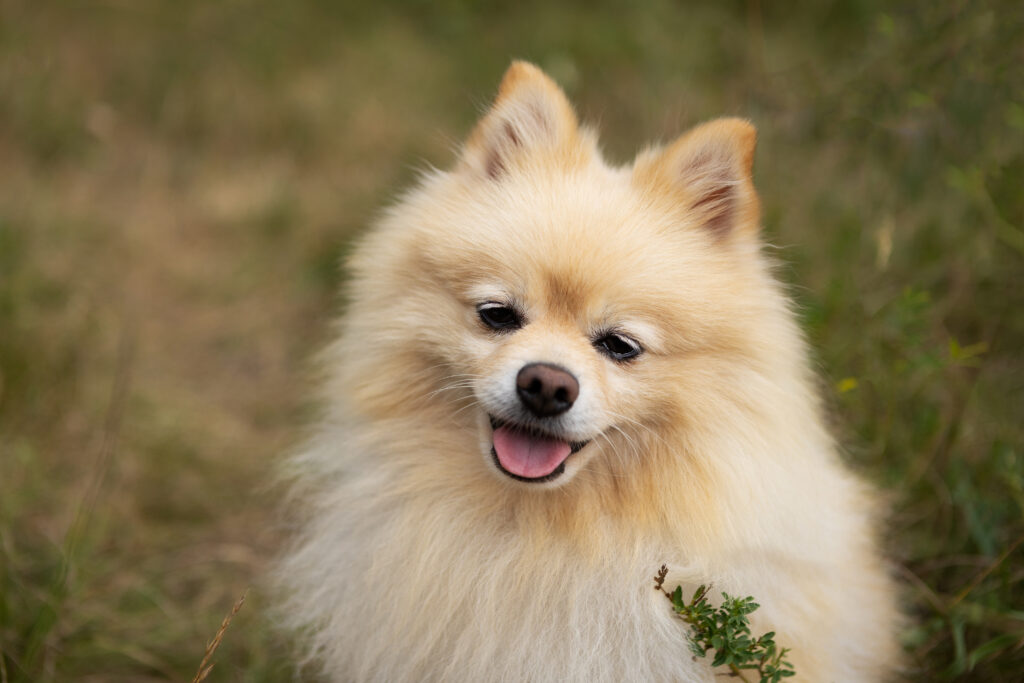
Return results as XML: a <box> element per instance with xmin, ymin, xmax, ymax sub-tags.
<box><xmin>654</xmin><ymin>565</ymin><xmax>795</xmax><ymax>683</ymax></box>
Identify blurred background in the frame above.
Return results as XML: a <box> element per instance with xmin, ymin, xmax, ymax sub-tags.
<box><xmin>1</xmin><ymin>0</ymin><xmax>1021</xmax><ymax>680</ymax></box>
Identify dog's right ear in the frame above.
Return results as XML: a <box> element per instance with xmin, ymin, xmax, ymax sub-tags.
<box><xmin>459</xmin><ymin>61</ymin><xmax>584</xmax><ymax>179</ymax></box>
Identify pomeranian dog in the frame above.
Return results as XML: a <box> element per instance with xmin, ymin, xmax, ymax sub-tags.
<box><xmin>277</xmin><ymin>62</ymin><xmax>900</xmax><ymax>681</ymax></box>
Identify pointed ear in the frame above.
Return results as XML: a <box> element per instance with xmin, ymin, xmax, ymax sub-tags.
<box><xmin>459</xmin><ymin>61</ymin><xmax>584</xmax><ymax>179</ymax></box>
<box><xmin>634</xmin><ymin>118</ymin><xmax>759</xmax><ymax>238</ymax></box>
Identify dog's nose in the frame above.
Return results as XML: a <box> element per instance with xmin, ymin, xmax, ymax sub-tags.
<box><xmin>516</xmin><ymin>363</ymin><xmax>579</xmax><ymax>417</ymax></box>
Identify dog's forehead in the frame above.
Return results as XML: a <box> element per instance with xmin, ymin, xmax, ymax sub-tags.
<box><xmin>530</xmin><ymin>253</ymin><xmax>639</xmax><ymax>317</ymax></box>
<box><xmin>487</xmin><ymin>227</ymin><xmax>687</xmax><ymax>324</ymax></box>
<box><xmin>512</xmin><ymin>178</ymin><xmax>691</xmax><ymax>300</ymax></box>
<box><xmin>425</xmin><ymin>162</ymin><xmax>714</xmax><ymax>321</ymax></box>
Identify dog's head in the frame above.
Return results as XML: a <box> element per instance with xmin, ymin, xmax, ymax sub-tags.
<box><xmin>344</xmin><ymin>62</ymin><xmax>776</xmax><ymax>490</ymax></box>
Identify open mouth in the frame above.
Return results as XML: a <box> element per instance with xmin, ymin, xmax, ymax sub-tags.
<box><xmin>488</xmin><ymin>415</ymin><xmax>589</xmax><ymax>483</ymax></box>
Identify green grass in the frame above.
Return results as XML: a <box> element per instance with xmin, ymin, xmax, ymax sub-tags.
<box><xmin>1</xmin><ymin>0</ymin><xmax>1021</xmax><ymax>680</ymax></box>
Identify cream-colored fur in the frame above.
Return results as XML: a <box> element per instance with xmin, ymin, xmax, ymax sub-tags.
<box><xmin>277</xmin><ymin>62</ymin><xmax>900</xmax><ymax>682</ymax></box>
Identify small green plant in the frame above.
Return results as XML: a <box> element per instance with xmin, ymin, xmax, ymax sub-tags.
<box><xmin>654</xmin><ymin>565</ymin><xmax>796</xmax><ymax>683</ymax></box>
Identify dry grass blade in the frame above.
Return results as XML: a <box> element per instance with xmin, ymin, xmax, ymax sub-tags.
<box><xmin>191</xmin><ymin>590</ymin><xmax>248</xmax><ymax>683</ymax></box>
<box><xmin>949</xmin><ymin>534</ymin><xmax>1024</xmax><ymax>610</ymax></box>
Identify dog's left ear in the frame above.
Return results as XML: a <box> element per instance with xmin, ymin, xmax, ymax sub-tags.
<box><xmin>634</xmin><ymin>118</ymin><xmax>760</xmax><ymax>238</ymax></box>
<box><xmin>459</xmin><ymin>61</ymin><xmax>585</xmax><ymax>179</ymax></box>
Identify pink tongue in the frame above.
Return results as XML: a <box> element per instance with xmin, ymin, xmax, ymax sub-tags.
<box><xmin>493</xmin><ymin>425</ymin><xmax>572</xmax><ymax>479</ymax></box>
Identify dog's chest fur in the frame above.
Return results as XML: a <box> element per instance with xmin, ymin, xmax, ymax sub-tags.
<box><xmin>288</xmin><ymin>461</ymin><xmax>716</xmax><ymax>682</ymax></box>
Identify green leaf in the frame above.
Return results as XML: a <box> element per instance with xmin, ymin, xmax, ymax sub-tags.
<box><xmin>965</xmin><ymin>632</ymin><xmax>1023</xmax><ymax>670</ymax></box>
<box><xmin>945</xmin><ymin>617</ymin><xmax>968</xmax><ymax>676</ymax></box>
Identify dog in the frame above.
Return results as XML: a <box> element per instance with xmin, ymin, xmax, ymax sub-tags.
<box><xmin>276</xmin><ymin>61</ymin><xmax>900</xmax><ymax>681</ymax></box>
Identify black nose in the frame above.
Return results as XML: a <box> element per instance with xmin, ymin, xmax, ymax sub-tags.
<box><xmin>516</xmin><ymin>363</ymin><xmax>579</xmax><ymax>418</ymax></box>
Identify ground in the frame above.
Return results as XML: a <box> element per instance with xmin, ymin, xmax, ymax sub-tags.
<box><xmin>0</xmin><ymin>1</ymin><xmax>1021</xmax><ymax>680</ymax></box>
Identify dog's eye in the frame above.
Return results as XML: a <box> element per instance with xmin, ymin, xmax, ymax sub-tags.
<box><xmin>594</xmin><ymin>333</ymin><xmax>642</xmax><ymax>361</ymax></box>
<box><xmin>477</xmin><ymin>303</ymin><xmax>522</xmax><ymax>331</ymax></box>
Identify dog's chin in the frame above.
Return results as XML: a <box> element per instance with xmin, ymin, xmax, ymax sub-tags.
<box><xmin>484</xmin><ymin>414</ymin><xmax>589</xmax><ymax>485</ymax></box>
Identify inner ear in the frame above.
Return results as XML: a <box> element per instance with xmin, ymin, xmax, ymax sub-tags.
<box><xmin>460</xmin><ymin>61</ymin><xmax>582</xmax><ymax>179</ymax></box>
<box><xmin>680</xmin><ymin>150</ymin><xmax>743</xmax><ymax>236</ymax></box>
<box><xmin>484</xmin><ymin>120</ymin><xmax>525</xmax><ymax>179</ymax></box>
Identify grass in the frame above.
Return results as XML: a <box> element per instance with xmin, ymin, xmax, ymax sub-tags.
<box><xmin>0</xmin><ymin>0</ymin><xmax>1021</xmax><ymax>680</ymax></box>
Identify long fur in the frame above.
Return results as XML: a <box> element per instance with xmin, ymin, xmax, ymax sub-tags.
<box><xmin>276</xmin><ymin>62</ymin><xmax>900</xmax><ymax>682</ymax></box>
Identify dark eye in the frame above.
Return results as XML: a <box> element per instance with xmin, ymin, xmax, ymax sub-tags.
<box><xmin>594</xmin><ymin>332</ymin><xmax>642</xmax><ymax>361</ymax></box>
<box><xmin>477</xmin><ymin>303</ymin><xmax>522</xmax><ymax>331</ymax></box>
